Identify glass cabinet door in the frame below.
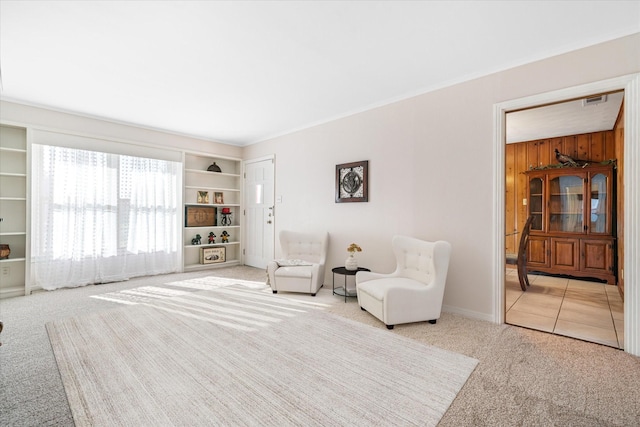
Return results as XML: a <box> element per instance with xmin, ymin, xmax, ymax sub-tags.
<box><xmin>528</xmin><ymin>177</ymin><xmax>543</xmax><ymax>231</ymax></box>
<box><xmin>549</xmin><ymin>174</ymin><xmax>584</xmax><ymax>233</ymax></box>
<box><xmin>589</xmin><ymin>173</ymin><xmax>608</xmax><ymax>234</ymax></box>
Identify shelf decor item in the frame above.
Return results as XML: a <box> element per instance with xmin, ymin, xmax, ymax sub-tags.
<box><xmin>214</xmin><ymin>192</ymin><xmax>224</xmax><ymax>204</ymax></box>
<box><xmin>336</xmin><ymin>160</ymin><xmax>368</xmax><ymax>203</ymax></box>
<box><xmin>200</xmin><ymin>246</ymin><xmax>226</xmax><ymax>264</ymax></box>
<box><xmin>185</xmin><ymin>206</ymin><xmax>217</xmax><ymax>227</ymax></box>
<box><xmin>197</xmin><ymin>191</ymin><xmax>209</xmax><ymax>204</ymax></box>
<box><xmin>0</xmin><ymin>244</ymin><xmax>10</xmax><ymax>260</ymax></box>
<box><xmin>207</xmin><ymin>162</ymin><xmax>222</xmax><ymax>172</ymax></box>
<box><xmin>221</xmin><ymin>207</ymin><xmax>232</xmax><ymax>226</ymax></box>
<box><xmin>345</xmin><ymin>243</ymin><xmax>362</xmax><ymax>270</ymax></box>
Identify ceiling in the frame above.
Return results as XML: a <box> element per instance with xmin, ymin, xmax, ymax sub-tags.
<box><xmin>1</xmin><ymin>1</ymin><xmax>638</xmax><ymax>146</ymax></box>
<box><xmin>506</xmin><ymin>91</ymin><xmax>625</xmax><ymax>144</ymax></box>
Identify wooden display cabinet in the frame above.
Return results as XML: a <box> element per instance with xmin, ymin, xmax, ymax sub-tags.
<box><xmin>525</xmin><ymin>163</ymin><xmax>616</xmax><ymax>284</ymax></box>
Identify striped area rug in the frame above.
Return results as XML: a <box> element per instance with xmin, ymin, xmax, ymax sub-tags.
<box><xmin>47</xmin><ymin>284</ymin><xmax>478</xmax><ymax>426</ymax></box>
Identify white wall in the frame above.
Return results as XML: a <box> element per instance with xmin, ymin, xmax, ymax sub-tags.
<box><xmin>243</xmin><ymin>33</ymin><xmax>640</xmax><ymax>320</ymax></box>
<box><xmin>0</xmin><ymin>101</ymin><xmax>242</xmax><ymax>158</ymax></box>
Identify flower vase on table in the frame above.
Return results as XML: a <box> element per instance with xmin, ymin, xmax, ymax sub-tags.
<box><xmin>345</xmin><ymin>254</ymin><xmax>358</xmax><ymax>271</ymax></box>
<box><xmin>345</xmin><ymin>243</ymin><xmax>362</xmax><ymax>271</ymax></box>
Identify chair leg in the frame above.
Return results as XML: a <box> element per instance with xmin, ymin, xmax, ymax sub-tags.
<box><xmin>428</xmin><ymin>319</ymin><xmax>437</xmax><ymax>324</ymax></box>
<box><xmin>386</xmin><ymin>324</ymin><xmax>394</xmax><ymax>330</ymax></box>
<box><xmin>272</xmin><ymin>290</ymin><xmax>277</xmax><ymax>294</ymax></box>
<box><xmin>360</xmin><ymin>307</ymin><xmax>366</xmax><ymax>311</ymax></box>
<box><xmin>311</xmin><ymin>293</ymin><xmax>316</xmax><ymax>297</ymax></box>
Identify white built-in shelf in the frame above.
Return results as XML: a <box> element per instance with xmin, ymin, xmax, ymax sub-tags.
<box><xmin>182</xmin><ymin>152</ymin><xmax>242</xmax><ymax>271</ymax></box>
<box><xmin>184</xmin><ymin>242</ymin><xmax>240</xmax><ymax>249</ymax></box>
<box><xmin>0</xmin><ymin>197</ymin><xmax>27</xmax><ymax>201</ymax></box>
<box><xmin>184</xmin><ymin>203</ymin><xmax>241</xmax><ymax>207</ymax></box>
<box><xmin>185</xmin><ymin>185</ymin><xmax>240</xmax><ymax>192</ymax></box>
<box><xmin>184</xmin><ymin>168</ymin><xmax>240</xmax><ymax>178</ymax></box>
<box><xmin>0</xmin><ymin>257</ymin><xmax>26</xmax><ymax>263</ymax></box>
<box><xmin>0</xmin><ymin>147</ymin><xmax>27</xmax><ymax>153</ymax></box>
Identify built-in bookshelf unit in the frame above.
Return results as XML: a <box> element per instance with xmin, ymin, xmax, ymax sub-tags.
<box><xmin>0</xmin><ymin>125</ymin><xmax>29</xmax><ymax>298</ymax></box>
<box><xmin>183</xmin><ymin>152</ymin><xmax>242</xmax><ymax>271</ymax></box>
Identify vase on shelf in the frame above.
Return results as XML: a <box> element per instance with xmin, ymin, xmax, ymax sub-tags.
<box><xmin>345</xmin><ymin>253</ymin><xmax>358</xmax><ymax>271</ymax></box>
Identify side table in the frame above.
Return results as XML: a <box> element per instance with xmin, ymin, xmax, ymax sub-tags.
<box><xmin>332</xmin><ymin>266</ymin><xmax>370</xmax><ymax>303</ymax></box>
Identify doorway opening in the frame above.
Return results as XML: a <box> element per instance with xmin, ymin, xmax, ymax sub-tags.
<box><xmin>504</xmin><ymin>91</ymin><xmax>624</xmax><ymax>348</ymax></box>
<box><xmin>493</xmin><ymin>74</ymin><xmax>640</xmax><ymax>356</ymax></box>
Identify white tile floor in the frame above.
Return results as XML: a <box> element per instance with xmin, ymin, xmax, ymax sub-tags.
<box><xmin>505</xmin><ymin>268</ymin><xmax>624</xmax><ymax>349</ymax></box>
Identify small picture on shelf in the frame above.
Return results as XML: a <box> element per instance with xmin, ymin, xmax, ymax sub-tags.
<box><xmin>201</xmin><ymin>247</ymin><xmax>226</xmax><ymax>264</ymax></box>
<box><xmin>197</xmin><ymin>191</ymin><xmax>209</xmax><ymax>204</ymax></box>
<box><xmin>214</xmin><ymin>192</ymin><xmax>224</xmax><ymax>204</ymax></box>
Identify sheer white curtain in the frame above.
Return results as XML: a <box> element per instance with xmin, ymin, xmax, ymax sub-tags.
<box><xmin>31</xmin><ymin>144</ymin><xmax>182</xmax><ymax>290</ymax></box>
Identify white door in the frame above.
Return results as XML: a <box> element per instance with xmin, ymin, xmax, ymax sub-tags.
<box><xmin>243</xmin><ymin>156</ymin><xmax>275</xmax><ymax>269</ymax></box>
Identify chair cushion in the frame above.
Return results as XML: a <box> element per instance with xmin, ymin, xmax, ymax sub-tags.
<box><xmin>357</xmin><ymin>277</ymin><xmax>424</xmax><ymax>301</ymax></box>
<box><xmin>274</xmin><ymin>265</ymin><xmax>313</xmax><ymax>279</ymax></box>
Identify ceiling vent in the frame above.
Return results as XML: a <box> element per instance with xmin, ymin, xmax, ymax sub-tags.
<box><xmin>582</xmin><ymin>94</ymin><xmax>607</xmax><ymax>107</ymax></box>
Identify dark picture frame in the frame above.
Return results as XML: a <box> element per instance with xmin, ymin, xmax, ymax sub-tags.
<box><xmin>185</xmin><ymin>206</ymin><xmax>217</xmax><ymax>227</ymax></box>
<box><xmin>335</xmin><ymin>160</ymin><xmax>368</xmax><ymax>203</ymax></box>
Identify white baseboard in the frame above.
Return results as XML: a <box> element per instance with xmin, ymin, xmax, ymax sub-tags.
<box><xmin>442</xmin><ymin>305</ymin><xmax>495</xmax><ymax>323</ymax></box>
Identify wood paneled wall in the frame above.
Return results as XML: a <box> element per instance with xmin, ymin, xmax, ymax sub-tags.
<box><xmin>505</xmin><ymin>130</ymin><xmax>616</xmax><ymax>256</ymax></box>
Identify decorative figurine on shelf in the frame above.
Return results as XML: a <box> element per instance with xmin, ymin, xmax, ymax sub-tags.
<box><xmin>221</xmin><ymin>230</ymin><xmax>230</xmax><ymax>243</ymax></box>
<box><xmin>208</xmin><ymin>232</ymin><xmax>216</xmax><ymax>244</ymax></box>
<box><xmin>191</xmin><ymin>234</ymin><xmax>202</xmax><ymax>245</ymax></box>
<box><xmin>554</xmin><ymin>148</ymin><xmax>589</xmax><ymax>168</ymax></box>
<box><xmin>221</xmin><ymin>207</ymin><xmax>232</xmax><ymax>226</ymax></box>
<box><xmin>207</xmin><ymin>162</ymin><xmax>222</xmax><ymax>172</ymax></box>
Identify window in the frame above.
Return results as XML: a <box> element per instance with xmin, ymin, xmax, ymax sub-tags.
<box><xmin>31</xmin><ymin>144</ymin><xmax>182</xmax><ymax>290</ymax></box>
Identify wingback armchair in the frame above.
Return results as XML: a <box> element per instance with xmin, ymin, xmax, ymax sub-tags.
<box><xmin>356</xmin><ymin>236</ymin><xmax>452</xmax><ymax>329</ymax></box>
<box><xmin>267</xmin><ymin>230</ymin><xmax>329</xmax><ymax>296</ymax></box>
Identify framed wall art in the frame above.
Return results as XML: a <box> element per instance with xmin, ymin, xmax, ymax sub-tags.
<box><xmin>185</xmin><ymin>206</ymin><xmax>217</xmax><ymax>227</ymax></box>
<box><xmin>214</xmin><ymin>191</ymin><xmax>224</xmax><ymax>204</ymax></box>
<box><xmin>197</xmin><ymin>191</ymin><xmax>209</xmax><ymax>204</ymax></box>
<box><xmin>200</xmin><ymin>246</ymin><xmax>226</xmax><ymax>264</ymax></box>
<box><xmin>335</xmin><ymin>160</ymin><xmax>368</xmax><ymax>203</ymax></box>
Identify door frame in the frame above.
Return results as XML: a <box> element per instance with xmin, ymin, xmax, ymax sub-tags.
<box><xmin>492</xmin><ymin>73</ymin><xmax>640</xmax><ymax>356</ymax></box>
<box><xmin>242</xmin><ymin>154</ymin><xmax>275</xmax><ymax>268</ymax></box>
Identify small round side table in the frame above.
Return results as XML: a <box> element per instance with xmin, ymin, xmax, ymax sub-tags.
<box><xmin>332</xmin><ymin>266</ymin><xmax>370</xmax><ymax>303</ymax></box>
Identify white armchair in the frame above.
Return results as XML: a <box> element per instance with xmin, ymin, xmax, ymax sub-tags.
<box><xmin>356</xmin><ymin>236</ymin><xmax>452</xmax><ymax>329</ymax></box>
<box><xmin>267</xmin><ymin>230</ymin><xmax>329</xmax><ymax>296</ymax></box>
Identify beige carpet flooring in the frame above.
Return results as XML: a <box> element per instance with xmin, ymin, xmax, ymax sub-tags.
<box><xmin>2</xmin><ymin>266</ymin><xmax>639</xmax><ymax>425</ymax></box>
<box><xmin>46</xmin><ymin>284</ymin><xmax>477</xmax><ymax>426</ymax></box>
<box><xmin>327</xmin><ymin>299</ymin><xmax>640</xmax><ymax>426</ymax></box>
